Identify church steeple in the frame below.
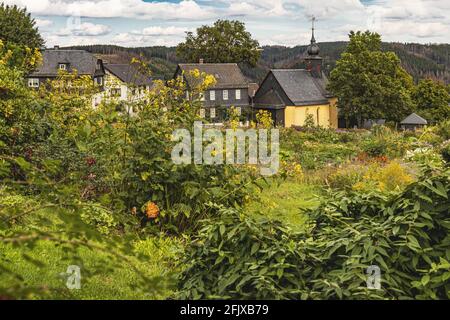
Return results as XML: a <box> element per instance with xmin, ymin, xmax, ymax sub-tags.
<box><xmin>307</xmin><ymin>17</ymin><xmax>320</xmax><ymax>56</ymax></box>
<box><xmin>305</xmin><ymin>17</ymin><xmax>322</xmax><ymax>78</ymax></box>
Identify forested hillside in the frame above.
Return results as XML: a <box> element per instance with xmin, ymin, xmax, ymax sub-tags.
<box><xmin>67</xmin><ymin>42</ymin><xmax>450</xmax><ymax>84</ymax></box>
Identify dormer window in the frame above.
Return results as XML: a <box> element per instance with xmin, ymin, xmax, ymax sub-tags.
<box><xmin>59</xmin><ymin>63</ymin><xmax>67</xmax><ymax>71</ymax></box>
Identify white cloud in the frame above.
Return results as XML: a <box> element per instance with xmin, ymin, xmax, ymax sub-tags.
<box><xmin>217</xmin><ymin>0</ymin><xmax>365</xmax><ymax>19</ymax></box>
<box><xmin>132</xmin><ymin>26</ymin><xmax>192</xmax><ymax>37</ymax></box>
<box><xmin>57</xmin><ymin>22</ymin><xmax>111</xmax><ymax>36</ymax></box>
<box><xmin>365</xmin><ymin>0</ymin><xmax>450</xmax><ymax>40</ymax></box>
<box><xmin>2</xmin><ymin>0</ymin><xmax>449</xmax><ymax>46</ymax></box>
<box><xmin>112</xmin><ymin>32</ymin><xmax>183</xmax><ymax>47</ymax></box>
<box><xmin>2</xmin><ymin>0</ymin><xmax>215</xmax><ymax>20</ymax></box>
<box><xmin>35</xmin><ymin>18</ymin><xmax>53</xmax><ymax>28</ymax></box>
<box><xmin>296</xmin><ymin>0</ymin><xmax>365</xmax><ymax>19</ymax></box>
<box><xmin>108</xmin><ymin>25</ymin><xmax>193</xmax><ymax>47</ymax></box>
<box><xmin>226</xmin><ymin>0</ymin><xmax>290</xmax><ymax>17</ymax></box>
<box><xmin>262</xmin><ymin>32</ymin><xmax>311</xmax><ymax>46</ymax></box>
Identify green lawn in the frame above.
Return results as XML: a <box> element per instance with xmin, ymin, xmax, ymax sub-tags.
<box><xmin>0</xmin><ymin>236</ymin><xmax>182</xmax><ymax>300</ymax></box>
<box><xmin>246</xmin><ymin>179</ymin><xmax>322</xmax><ymax>231</ymax></box>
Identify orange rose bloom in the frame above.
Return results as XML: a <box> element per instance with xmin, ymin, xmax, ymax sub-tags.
<box><xmin>145</xmin><ymin>202</ymin><xmax>160</xmax><ymax>219</ymax></box>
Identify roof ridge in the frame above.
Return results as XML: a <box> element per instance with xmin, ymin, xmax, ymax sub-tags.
<box><xmin>401</xmin><ymin>112</ymin><xmax>427</xmax><ymax>124</ymax></box>
<box><xmin>179</xmin><ymin>63</ymin><xmax>238</xmax><ymax>65</ymax></box>
<box><xmin>272</xmin><ymin>69</ymin><xmax>307</xmax><ymax>71</ymax></box>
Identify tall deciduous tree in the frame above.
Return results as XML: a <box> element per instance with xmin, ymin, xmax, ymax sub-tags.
<box><xmin>412</xmin><ymin>79</ymin><xmax>450</xmax><ymax>124</ymax></box>
<box><xmin>328</xmin><ymin>31</ymin><xmax>414</xmax><ymax>127</ymax></box>
<box><xmin>176</xmin><ymin>20</ymin><xmax>261</xmax><ymax>67</ymax></box>
<box><xmin>0</xmin><ymin>4</ymin><xmax>44</xmax><ymax>49</ymax></box>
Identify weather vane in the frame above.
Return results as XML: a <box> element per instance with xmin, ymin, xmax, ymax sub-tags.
<box><xmin>310</xmin><ymin>16</ymin><xmax>317</xmax><ymax>44</ymax></box>
<box><xmin>311</xmin><ymin>16</ymin><xmax>316</xmax><ymax>31</ymax></box>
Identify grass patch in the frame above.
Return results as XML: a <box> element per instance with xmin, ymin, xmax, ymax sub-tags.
<box><xmin>246</xmin><ymin>180</ymin><xmax>321</xmax><ymax>231</ymax></box>
<box><xmin>0</xmin><ymin>236</ymin><xmax>183</xmax><ymax>300</ymax></box>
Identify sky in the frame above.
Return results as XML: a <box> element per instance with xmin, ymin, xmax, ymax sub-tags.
<box><xmin>2</xmin><ymin>0</ymin><xmax>450</xmax><ymax>48</ymax></box>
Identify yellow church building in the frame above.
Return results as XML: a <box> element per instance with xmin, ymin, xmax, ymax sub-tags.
<box><xmin>253</xmin><ymin>26</ymin><xmax>338</xmax><ymax>128</ymax></box>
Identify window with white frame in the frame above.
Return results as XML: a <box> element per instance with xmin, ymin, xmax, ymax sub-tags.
<box><xmin>28</xmin><ymin>78</ymin><xmax>39</xmax><ymax>88</ymax></box>
<box><xmin>111</xmin><ymin>88</ymin><xmax>121</xmax><ymax>97</ymax></box>
<box><xmin>223</xmin><ymin>90</ymin><xmax>229</xmax><ymax>100</ymax></box>
<box><xmin>59</xmin><ymin>63</ymin><xmax>67</xmax><ymax>70</ymax></box>
<box><xmin>236</xmin><ymin>107</ymin><xmax>242</xmax><ymax>116</ymax></box>
<box><xmin>236</xmin><ymin>89</ymin><xmax>241</xmax><ymax>100</ymax></box>
<box><xmin>210</xmin><ymin>108</ymin><xmax>216</xmax><ymax>119</ymax></box>
<box><xmin>210</xmin><ymin>90</ymin><xmax>216</xmax><ymax>101</ymax></box>
<box><xmin>199</xmin><ymin>108</ymin><xmax>206</xmax><ymax>118</ymax></box>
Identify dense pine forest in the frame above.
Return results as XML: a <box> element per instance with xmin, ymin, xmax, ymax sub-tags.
<box><xmin>67</xmin><ymin>42</ymin><xmax>450</xmax><ymax>83</ymax></box>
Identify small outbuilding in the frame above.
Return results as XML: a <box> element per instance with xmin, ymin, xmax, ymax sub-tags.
<box><xmin>400</xmin><ymin>113</ymin><xmax>428</xmax><ymax>131</ymax></box>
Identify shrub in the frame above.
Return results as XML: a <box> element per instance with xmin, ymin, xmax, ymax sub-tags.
<box><xmin>305</xmin><ymin>167</ymin><xmax>450</xmax><ymax>299</ymax></box>
<box><xmin>435</xmin><ymin>120</ymin><xmax>450</xmax><ymax>141</ymax></box>
<box><xmin>25</xmin><ymin>75</ymin><xmax>259</xmax><ymax>234</ymax></box>
<box><xmin>353</xmin><ymin>161</ymin><xmax>415</xmax><ymax>193</ymax></box>
<box><xmin>362</xmin><ymin>126</ymin><xmax>410</xmax><ymax>158</ymax></box>
<box><xmin>280</xmin><ymin>160</ymin><xmax>304</xmax><ymax>181</ymax></box>
<box><xmin>362</xmin><ymin>138</ymin><xmax>389</xmax><ymax>157</ymax></box>
<box><xmin>304</xmin><ymin>113</ymin><xmax>316</xmax><ymax>128</ymax></box>
<box><xmin>179</xmin><ymin>168</ymin><xmax>450</xmax><ymax>300</ymax></box>
<box><xmin>405</xmin><ymin>147</ymin><xmax>445</xmax><ymax>170</ymax></box>
<box><xmin>439</xmin><ymin>141</ymin><xmax>450</xmax><ymax>164</ymax></box>
<box><xmin>255</xmin><ymin>110</ymin><xmax>273</xmax><ymax>129</ymax></box>
<box><xmin>420</xmin><ymin>129</ymin><xmax>444</xmax><ymax>146</ymax></box>
<box><xmin>327</xmin><ymin>165</ymin><xmax>365</xmax><ymax>190</ymax></box>
<box><xmin>80</xmin><ymin>204</ymin><xmax>118</xmax><ymax>235</ymax></box>
<box><xmin>338</xmin><ymin>131</ymin><xmax>361</xmax><ymax>144</ymax></box>
<box><xmin>177</xmin><ymin>207</ymin><xmax>307</xmax><ymax>299</ymax></box>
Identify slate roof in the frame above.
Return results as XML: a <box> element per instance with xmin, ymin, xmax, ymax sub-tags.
<box><xmin>270</xmin><ymin>69</ymin><xmax>330</xmax><ymax>106</ymax></box>
<box><xmin>29</xmin><ymin>49</ymin><xmax>103</xmax><ymax>77</ymax></box>
<box><xmin>105</xmin><ymin>64</ymin><xmax>153</xmax><ymax>87</ymax></box>
<box><xmin>256</xmin><ymin>89</ymin><xmax>285</xmax><ymax>107</ymax></box>
<box><xmin>400</xmin><ymin>113</ymin><xmax>428</xmax><ymax>125</ymax></box>
<box><xmin>176</xmin><ymin>63</ymin><xmax>248</xmax><ymax>89</ymax></box>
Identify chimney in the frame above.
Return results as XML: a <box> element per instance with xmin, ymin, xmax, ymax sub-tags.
<box><xmin>199</xmin><ymin>58</ymin><xmax>204</xmax><ymax>64</ymax></box>
<box><xmin>54</xmin><ymin>45</ymin><xmax>60</xmax><ymax>50</ymax></box>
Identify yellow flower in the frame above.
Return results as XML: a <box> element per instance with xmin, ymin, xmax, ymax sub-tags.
<box><xmin>190</xmin><ymin>69</ymin><xmax>201</xmax><ymax>78</ymax></box>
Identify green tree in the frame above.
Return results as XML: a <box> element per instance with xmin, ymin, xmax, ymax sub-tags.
<box><xmin>0</xmin><ymin>40</ymin><xmax>42</xmax><ymax>146</ymax></box>
<box><xmin>328</xmin><ymin>31</ymin><xmax>414</xmax><ymax>128</ymax></box>
<box><xmin>0</xmin><ymin>4</ymin><xmax>44</xmax><ymax>48</ymax></box>
<box><xmin>176</xmin><ymin>20</ymin><xmax>261</xmax><ymax>67</ymax></box>
<box><xmin>412</xmin><ymin>79</ymin><xmax>450</xmax><ymax>124</ymax></box>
